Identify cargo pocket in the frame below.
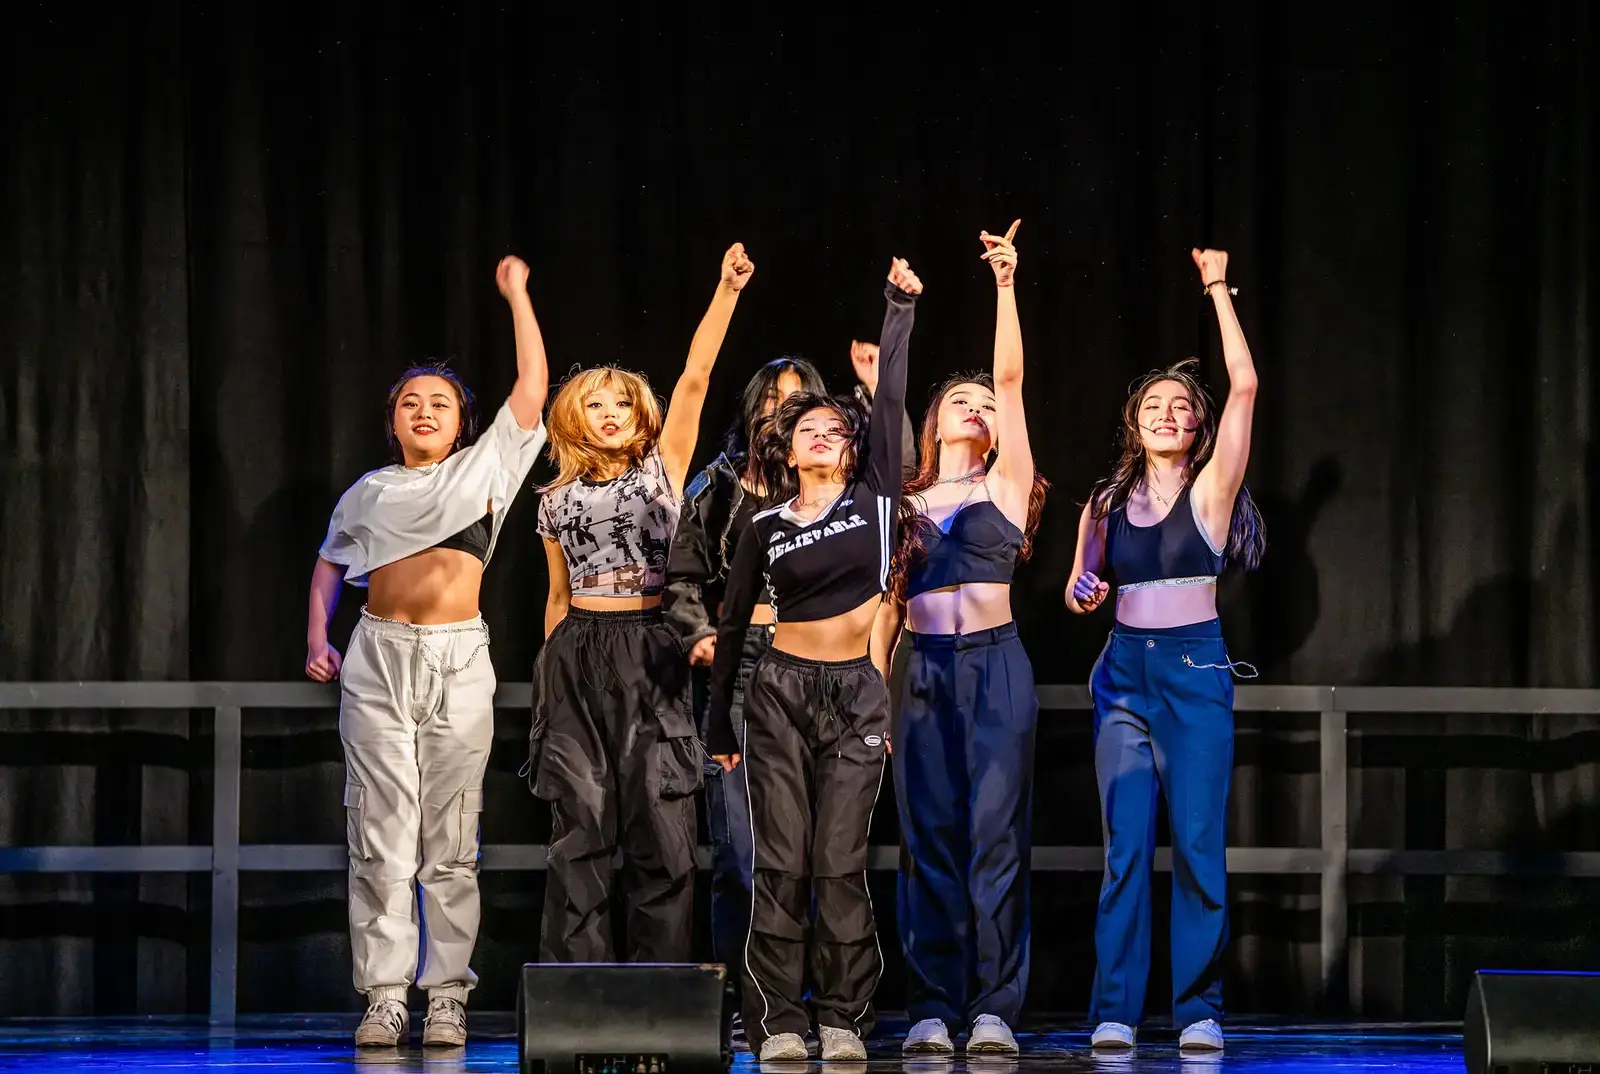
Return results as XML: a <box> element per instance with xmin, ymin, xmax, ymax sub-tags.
<box><xmin>656</xmin><ymin>706</ymin><xmax>704</xmax><ymax>801</ymax></box>
<box><xmin>455</xmin><ymin>786</ymin><xmax>484</xmax><ymax>865</ymax></box>
<box><xmin>343</xmin><ymin>782</ymin><xmax>371</xmax><ymax>864</ymax></box>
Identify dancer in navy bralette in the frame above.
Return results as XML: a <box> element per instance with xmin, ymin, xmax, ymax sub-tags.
<box><xmin>878</xmin><ymin>221</ymin><xmax>1049</xmax><ymax>1057</ymax></box>
<box><xmin>1066</xmin><ymin>248</ymin><xmax>1265</xmax><ymax>1054</ymax></box>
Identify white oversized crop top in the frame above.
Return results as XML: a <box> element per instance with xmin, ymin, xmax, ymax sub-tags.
<box><xmin>318</xmin><ymin>401</ymin><xmax>547</xmax><ymax>586</ymax></box>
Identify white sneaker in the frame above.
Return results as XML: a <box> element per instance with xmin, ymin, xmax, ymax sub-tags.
<box><xmin>422</xmin><ymin>994</ymin><xmax>467</xmax><ymax>1046</ymax></box>
<box><xmin>967</xmin><ymin>1014</ymin><xmax>1019</xmax><ymax>1055</ymax></box>
<box><xmin>354</xmin><ymin>997</ymin><xmax>408</xmax><ymax>1047</ymax></box>
<box><xmin>758</xmin><ymin>1032</ymin><xmax>809</xmax><ymax>1061</ymax></box>
<box><xmin>1179</xmin><ymin>1019</ymin><xmax>1224</xmax><ymax>1051</ymax></box>
<box><xmin>818</xmin><ymin>1025</ymin><xmax>867</xmax><ymax>1060</ymax></box>
<box><xmin>902</xmin><ymin>1017</ymin><xmax>954</xmax><ymax>1055</ymax></box>
<box><xmin>1090</xmin><ymin>1021</ymin><xmax>1136</xmax><ymax>1049</ymax></box>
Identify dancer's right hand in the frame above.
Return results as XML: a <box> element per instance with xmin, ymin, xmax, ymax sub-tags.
<box><xmin>713</xmin><ymin>753</ymin><xmax>741</xmax><ymax>773</ymax></box>
<box><xmin>1071</xmin><ymin>571</ymin><xmax>1110</xmax><ymax>611</ymax></box>
<box><xmin>688</xmin><ymin>636</ymin><xmax>716</xmax><ymax>667</ymax></box>
<box><xmin>888</xmin><ymin>257</ymin><xmax>923</xmax><ymax>296</ymax></box>
<box><xmin>496</xmin><ymin>255</ymin><xmax>529</xmax><ymax>299</ymax></box>
<box><xmin>306</xmin><ymin>642</ymin><xmax>343</xmax><ymax>682</ymax></box>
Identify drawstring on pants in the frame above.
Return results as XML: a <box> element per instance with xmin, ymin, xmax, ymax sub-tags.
<box><xmin>1182</xmin><ymin>652</ymin><xmax>1260</xmax><ymax>679</ymax></box>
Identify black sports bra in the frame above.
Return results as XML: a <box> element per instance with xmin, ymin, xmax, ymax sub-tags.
<box><xmin>1105</xmin><ymin>485</ymin><xmax>1224</xmax><ymax>590</ymax></box>
<box><xmin>434</xmin><ymin>513</ymin><xmax>492</xmax><ymax>562</ymax></box>
<box><xmin>905</xmin><ymin>500</ymin><xmax>1023</xmax><ymax>599</ymax></box>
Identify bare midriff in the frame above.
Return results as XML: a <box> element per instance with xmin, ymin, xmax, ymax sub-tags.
<box><xmin>571</xmin><ymin>593</ymin><xmax>662</xmax><ymax>612</ymax></box>
<box><xmin>366</xmin><ymin>549</ymin><xmax>484</xmax><ymax>625</ymax></box>
<box><xmin>906</xmin><ymin>581</ymin><xmax>1014</xmax><ymax>636</ymax></box>
<box><xmin>772</xmin><ymin>594</ymin><xmax>882</xmax><ymax>663</ymax></box>
<box><xmin>1114</xmin><ymin>581</ymin><xmax>1219</xmax><ymax>630</ymax></box>
<box><xmin>721</xmin><ymin>601</ymin><xmax>777</xmax><ymax>626</ymax></box>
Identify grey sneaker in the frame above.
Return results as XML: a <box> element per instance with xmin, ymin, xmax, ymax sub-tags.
<box><xmin>354</xmin><ymin>997</ymin><xmax>408</xmax><ymax>1047</ymax></box>
<box><xmin>1179</xmin><ymin>1019</ymin><xmax>1223</xmax><ymax>1051</ymax></box>
<box><xmin>818</xmin><ymin>1025</ymin><xmax>867</xmax><ymax>1061</ymax></box>
<box><xmin>422</xmin><ymin>994</ymin><xmax>467</xmax><ymax>1046</ymax></box>
<box><xmin>1091</xmin><ymin>1021</ymin><xmax>1136</xmax><ymax>1049</ymax></box>
<box><xmin>967</xmin><ymin>1014</ymin><xmax>1019</xmax><ymax>1055</ymax></box>
<box><xmin>903</xmin><ymin>1017</ymin><xmax>954</xmax><ymax>1055</ymax></box>
<box><xmin>759</xmin><ymin>1032</ymin><xmax>808</xmax><ymax>1061</ymax></box>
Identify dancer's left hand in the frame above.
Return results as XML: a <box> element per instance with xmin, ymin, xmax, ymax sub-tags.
<box><xmin>721</xmin><ymin>243</ymin><xmax>756</xmax><ymax>292</ymax></box>
<box><xmin>713</xmin><ymin>753</ymin><xmax>741</xmax><ymax>772</ymax></box>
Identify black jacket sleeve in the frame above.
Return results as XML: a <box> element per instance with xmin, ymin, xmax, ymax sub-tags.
<box><xmin>863</xmin><ymin>283</ymin><xmax>917</xmax><ymax>494</ymax></box>
<box><xmin>663</xmin><ymin>469</ymin><xmax>718</xmax><ymax>648</ymax></box>
<box><xmin>706</xmin><ymin>519</ymin><xmax>766</xmax><ymax>755</ymax></box>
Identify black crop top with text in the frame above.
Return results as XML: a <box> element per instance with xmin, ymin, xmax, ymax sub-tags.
<box><xmin>904</xmin><ymin>499</ymin><xmax>1023</xmax><ymax>599</ymax></box>
<box><xmin>706</xmin><ymin>282</ymin><xmax>917</xmax><ymax>754</ymax></box>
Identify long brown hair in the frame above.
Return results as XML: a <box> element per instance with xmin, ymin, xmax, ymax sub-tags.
<box><xmin>1088</xmin><ymin>358</ymin><xmax>1266</xmax><ymax>569</ymax></box>
<box><xmin>750</xmin><ymin>391</ymin><xmax>869</xmax><ymax>506</ymax></box>
<box><xmin>887</xmin><ymin>373</ymin><xmax>1050</xmax><ymax>603</ymax></box>
<box><xmin>541</xmin><ymin>366</ymin><xmax>665</xmax><ymax>491</ymax></box>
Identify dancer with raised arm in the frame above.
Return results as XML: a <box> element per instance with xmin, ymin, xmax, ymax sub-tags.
<box><xmin>878</xmin><ymin>221</ymin><xmax>1049</xmax><ymax>1057</ymax></box>
<box><xmin>1066</xmin><ymin>248</ymin><xmax>1265</xmax><ymax>1053</ymax></box>
<box><xmin>530</xmin><ymin>243</ymin><xmax>753</xmax><ymax>964</ymax></box>
<box><xmin>664</xmin><ymin>347</ymin><xmax>915</xmax><ymax>1039</ymax></box>
<box><xmin>706</xmin><ymin>257</ymin><xmax>922</xmax><ymax>1062</ymax></box>
<box><xmin>306</xmin><ymin>256</ymin><xmax>549</xmax><ymax>1048</ymax></box>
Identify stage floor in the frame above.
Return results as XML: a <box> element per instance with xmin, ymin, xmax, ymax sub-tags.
<box><xmin>0</xmin><ymin>1015</ymin><xmax>1464</xmax><ymax>1071</ymax></box>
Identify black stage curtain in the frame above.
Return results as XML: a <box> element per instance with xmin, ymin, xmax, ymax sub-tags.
<box><xmin>2</xmin><ymin>3</ymin><xmax>1596</xmax><ymax>1020</ymax></box>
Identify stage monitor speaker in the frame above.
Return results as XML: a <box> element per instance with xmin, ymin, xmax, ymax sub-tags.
<box><xmin>1464</xmin><ymin>969</ymin><xmax>1600</xmax><ymax>1074</ymax></box>
<box><xmin>518</xmin><ymin>963</ymin><xmax>731</xmax><ymax>1074</ymax></box>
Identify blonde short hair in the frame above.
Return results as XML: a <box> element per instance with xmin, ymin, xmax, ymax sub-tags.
<box><xmin>542</xmin><ymin>366</ymin><xmax>665</xmax><ymax>490</ymax></box>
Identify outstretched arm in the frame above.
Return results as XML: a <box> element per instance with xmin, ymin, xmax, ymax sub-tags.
<box><xmin>496</xmin><ymin>257</ymin><xmax>549</xmax><ymax>431</ymax></box>
<box><xmin>658</xmin><ymin>243</ymin><xmax>756</xmax><ymax>497</ymax></box>
<box><xmin>1189</xmin><ymin>248</ymin><xmax>1258</xmax><ymax>546</ymax></box>
<box><xmin>980</xmin><ymin>221</ymin><xmax>1035</xmax><ymax>528</ymax></box>
<box><xmin>864</xmin><ymin>259</ymin><xmax>924</xmax><ymax>494</ymax></box>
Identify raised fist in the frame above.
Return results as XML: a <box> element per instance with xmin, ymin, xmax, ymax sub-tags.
<box><xmin>979</xmin><ymin>219</ymin><xmax>1020</xmax><ymax>287</ymax></box>
<box><xmin>849</xmin><ymin>340</ymin><xmax>880</xmax><ymax>393</ymax></box>
<box><xmin>888</xmin><ymin>257</ymin><xmax>924</xmax><ymax>296</ymax></box>
<box><xmin>1192</xmin><ymin>247</ymin><xmax>1229</xmax><ymax>287</ymax></box>
<box><xmin>721</xmin><ymin>243</ymin><xmax>756</xmax><ymax>292</ymax></box>
<box><xmin>496</xmin><ymin>256</ymin><xmax>530</xmax><ymax>299</ymax></box>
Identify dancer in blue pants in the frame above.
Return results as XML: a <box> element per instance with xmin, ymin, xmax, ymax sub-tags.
<box><xmin>878</xmin><ymin>221</ymin><xmax>1049</xmax><ymax>1057</ymax></box>
<box><xmin>1065</xmin><ymin>248</ymin><xmax>1265</xmax><ymax>1053</ymax></box>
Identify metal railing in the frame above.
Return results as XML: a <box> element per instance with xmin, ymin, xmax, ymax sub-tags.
<box><xmin>3</xmin><ymin>681</ymin><xmax>1600</xmax><ymax>1025</ymax></box>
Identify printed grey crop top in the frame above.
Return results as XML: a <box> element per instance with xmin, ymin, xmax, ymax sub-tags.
<box><xmin>538</xmin><ymin>452</ymin><xmax>682</xmax><ymax>597</ymax></box>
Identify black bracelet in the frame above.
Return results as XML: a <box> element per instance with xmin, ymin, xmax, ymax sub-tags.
<box><xmin>1203</xmin><ymin>279</ymin><xmax>1238</xmax><ymax>296</ymax></box>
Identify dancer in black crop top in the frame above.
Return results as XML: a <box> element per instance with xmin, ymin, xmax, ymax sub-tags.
<box><xmin>704</xmin><ymin>258</ymin><xmax>922</xmax><ymax>1063</ymax></box>
<box><xmin>1065</xmin><ymin>248</ymin><xmax>1266</xmax><ymax>1054</ymax></box>
<box><xmin>874</xmin><ymin>221</ymin><xmax>1050</xmax><ymax>1057</ymax></box>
